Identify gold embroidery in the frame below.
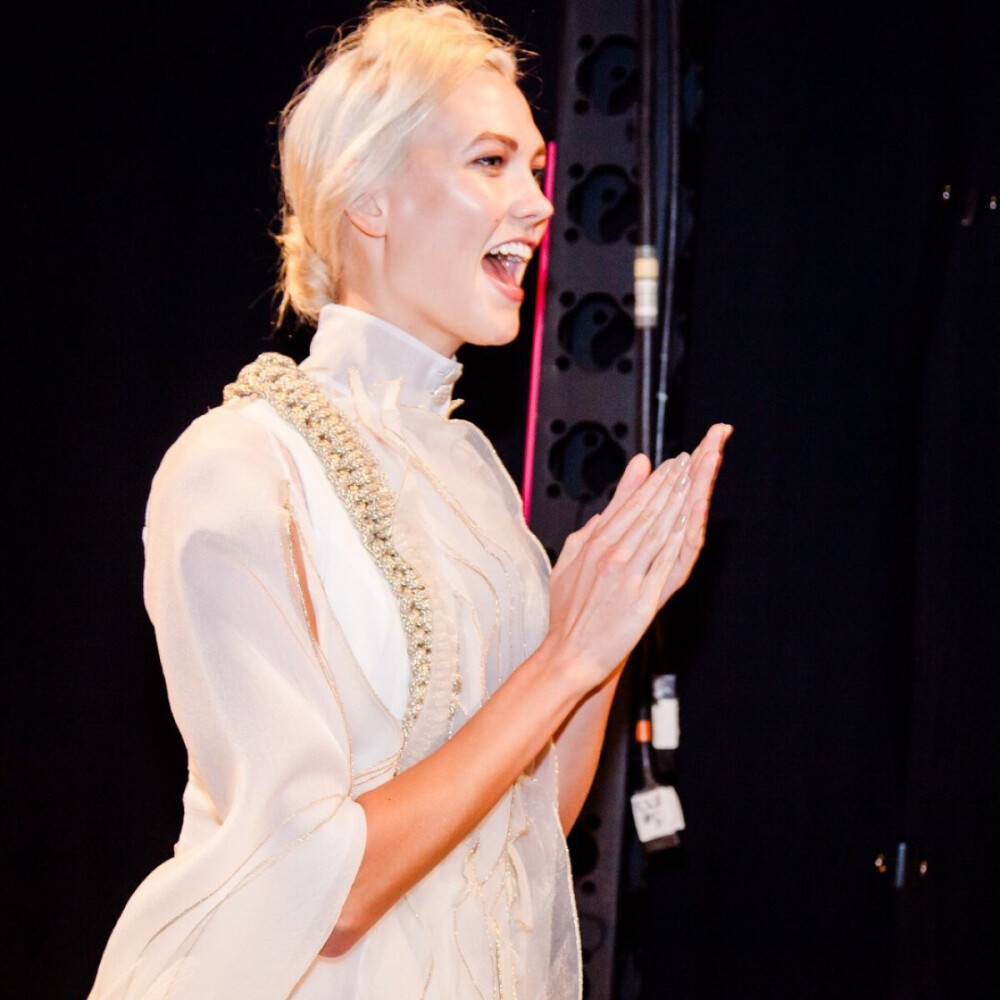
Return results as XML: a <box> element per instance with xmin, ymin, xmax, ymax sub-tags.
<box><xmin>223</xmin><ymin>352</ymin><xmax>450</xmax><ymax>758</ymax></box>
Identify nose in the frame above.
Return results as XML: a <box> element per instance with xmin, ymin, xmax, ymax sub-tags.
<box><xmin>512</xmin><ymin>168</ymin><xmax>554</xmax><ymax>227</ymax></box>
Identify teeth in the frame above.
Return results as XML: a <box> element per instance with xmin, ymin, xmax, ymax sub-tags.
<box><xmin>487</xmin><ymin>240</ymin><xmax>533</xmax><ymax>261</ymax></box>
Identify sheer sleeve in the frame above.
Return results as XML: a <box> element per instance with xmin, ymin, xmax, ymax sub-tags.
<box><xmin>89</xmin><ymin>406</ymin><xmax>368</xmax><ymax>1000</ymax></box>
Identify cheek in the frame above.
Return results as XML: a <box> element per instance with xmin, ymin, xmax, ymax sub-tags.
<box><xmin>434</xmin><ymin>178</ymin><xmax>504</xmax><ymax>241</ymax></box>
<box><xmin>388</xmin><ymin>176</ymin><xmax>504</xmax><ymax>287</ymax></box>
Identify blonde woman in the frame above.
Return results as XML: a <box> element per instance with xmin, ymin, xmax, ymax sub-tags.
<box><xmin>88</xmin><ymin>2</ymin><xmax>730</xmax><ymax>997</ymax></box>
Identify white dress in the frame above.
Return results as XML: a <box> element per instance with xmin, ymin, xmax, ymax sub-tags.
<box><xmin>88</xmin><ymin>304</ymin><xmax>582</xmax><ymax>999</ymax></box>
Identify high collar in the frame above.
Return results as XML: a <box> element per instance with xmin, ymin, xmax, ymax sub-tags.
<box><xmin>301</xmin><ymin>304</ymin><xmax>463</xmax><ymax>416</ymax></box>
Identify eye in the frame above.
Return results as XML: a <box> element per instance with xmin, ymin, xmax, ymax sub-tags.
<box><xmin>532</xmin><ymin>166</ymin><xmax>548</xmax><ymax>186</ymax></box>
<box><xmin>475</xmin><ymin>154</ymin><xmax>506</xmax><ymax>170</ymax></box>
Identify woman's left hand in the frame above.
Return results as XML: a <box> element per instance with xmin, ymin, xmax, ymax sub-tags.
<box><xmin>545</xmin><ymin>422</ymin><xmax>732</xmax><ymax>689</ymax></box>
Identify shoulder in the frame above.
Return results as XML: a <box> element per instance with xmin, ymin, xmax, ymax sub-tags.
<box><xmin>156</xmin><ymin>402</ymin><xmax>284</xmax><ymax>496</ymax></box>
<box><xmin>147</xmin><ymin>401</ymin><xmax>296</xmax><ymax>542</ymax></box>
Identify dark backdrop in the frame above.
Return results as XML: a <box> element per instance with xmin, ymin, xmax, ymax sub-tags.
<box><xmin>633</xmin><ymin>2</ymin><xmax>999</xmax><ymax>998</ymax></box>
<box><xmin>7</xmin><ymin>2</ymin><xmax>998</xmax><ymax>998</ymax></box>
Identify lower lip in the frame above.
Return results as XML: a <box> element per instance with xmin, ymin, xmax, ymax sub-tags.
<box><xmin>483</xmin><ymin>266</ymin><xmax>525</xmax><ymax>303</ymax></box>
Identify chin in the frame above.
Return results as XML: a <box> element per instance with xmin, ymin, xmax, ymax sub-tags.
<box><xmin>477</xmin><ymin>311</ymin><xmax>522</xmax><ymax>348</ymax></box>
<box><xmin>470</xmin><ymin>327</ymin><xmax>519</xmax><ymax>350</ymax></box>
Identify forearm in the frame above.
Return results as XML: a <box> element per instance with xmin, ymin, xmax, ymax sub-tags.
<box><xmin>321</xmin><ymin>638</ymin><xmax>585</xmax><ymax>957</ymax></box>
<box><xmin>552</xmin><ymin>657</ymin><xmax>627</xmax><ymax>833</ymax></box>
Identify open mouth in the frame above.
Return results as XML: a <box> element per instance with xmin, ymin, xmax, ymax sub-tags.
<box><xmin>482</xmin><ymin>240</ymin><xmax>534</xmax><ymax>299</ymax></box>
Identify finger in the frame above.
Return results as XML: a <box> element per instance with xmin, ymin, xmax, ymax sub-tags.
<box><xmin>649</xmin><ymin>495</ymin><xmax>711</xmax><ymax>603</ymax></box>
<box><xmin>552</xmin><ymin>512</ymin><xmax>602</xmax><ymax>577</ymax></box>
<box><xmin>672</xmin><ymin>495</ymin><xmax>714</xmax><ymax>592</ymax></box>
<box><xmin>592</xmin><ymin>450</ymin><xmax>691</xmax><ymax>550</ymax></box>
<box><xmin>570</xmin><ymin>427</ymin><xmax>728</xmax><ymax>605</ymax></box>
<box><xmin>556</xmin><ymin>455</ymin><xmax>685</xmax><ymax>621</ymax></box>
<box><xmin>681</xmin><ymin>424</ymin><xmax>729</xmax><ymax>511</ymax></box>
<box><xmin>686</xmin><ymin>423</ymin><xmax>732</xmax><ymax>475</ymax></box>
<box><xmin>687</xmin><ymin>437</ymin><xmax>726</xmax><ymax>507</ymax></box>
<box><xmin>632</xmin><ymin>424</ymin><xmax>730</xmax><ymax>604</ymax></box>
<box><xmin>656</xmin><ymin>449</ymin><xmax>724</xmax><ymax>603</ymax></box>
<box><xmin>623</xmin><ymin>422</ymin><xmax>729</xmax><ymax>542</ymax></box>
<box><xmin>601</xmin><ymin>453</ymin><xmax>653</xmax><ymax>522</ymax></box>
<box><xmin>554</xmin><ymin>451</ymin><xmax>658</xmax><ymax>575</ymax></box>
<box><xmin>623</xmin><ymin>423</ymin><xmax>729</xmax><ymax>564</ymax></box>
<box><xmin>614</xmin><ymin>453</ymin><xmax>697</xmax><ymax>580</ymax></box>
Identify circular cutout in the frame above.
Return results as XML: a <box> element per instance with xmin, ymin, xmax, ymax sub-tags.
<box><xmin>557</xmin><ymin>293</ymin><xmax>635</xmax><ymax>371</ymax></box>
<box><xmin>575</xmin><ymin>34</ymin><xmax>638</xmax><ymax>115</ymax></box>
<box><xmin>548</xmin><ymin>422</ymin><xmax>628</xmax><ymax>501</ymax></box>
<box><xmin>566</xmin><ymin>165</ymin><xmax>638</xmax><ymax>244</ymax></box>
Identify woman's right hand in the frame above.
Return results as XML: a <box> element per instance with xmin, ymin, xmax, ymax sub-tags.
<box><xmin>543</xmin><ymin>422</ymin><xmax>732</xmax><ymax>694</ymax></box>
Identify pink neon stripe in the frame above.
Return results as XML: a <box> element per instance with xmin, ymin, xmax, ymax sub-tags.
<box><xmin>522</xmin><ymin>140</ymin><xmax>557</xmax><ymax>524</ymax></box>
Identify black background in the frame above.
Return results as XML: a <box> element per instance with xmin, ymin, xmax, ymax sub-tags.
<box><xmin>8</xmin><ymin>1</ymin><xmax>998</xmax><ymax>998</ymax></box>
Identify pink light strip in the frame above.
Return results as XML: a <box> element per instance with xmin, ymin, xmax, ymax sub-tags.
<box><xmin>522</xmin><ymin>139</ymin><xmax>557</xmax><ymax>524</ymax></box>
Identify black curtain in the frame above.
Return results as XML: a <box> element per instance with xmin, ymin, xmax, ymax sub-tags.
<box><xmin>637</xmin><ymin>1</ymin><xmax>998</xmax><ymax>998</ymax></box>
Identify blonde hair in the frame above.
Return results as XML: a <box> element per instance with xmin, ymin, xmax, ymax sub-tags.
<box><xmin>275</xmin><ymin>1</ymin><xmax>521</xmax><ymax>324</ymax></box>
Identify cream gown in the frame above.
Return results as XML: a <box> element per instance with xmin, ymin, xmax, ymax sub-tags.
<box><xmin>87</xmin><ymin>304</ymin><xmax>582</xmax><ymax>999</ymax></box>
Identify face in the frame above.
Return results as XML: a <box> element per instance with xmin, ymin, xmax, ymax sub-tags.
<box><xmin>345</xmin><ymin>67</ymin><xmax>553</xmax><ymax>357</ymax></box>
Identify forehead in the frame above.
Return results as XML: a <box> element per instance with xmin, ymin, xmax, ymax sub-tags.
<box><xmin>413</xmin><ymin>67</ymin><xmax>545</xmax><ymax>156</ymax></box>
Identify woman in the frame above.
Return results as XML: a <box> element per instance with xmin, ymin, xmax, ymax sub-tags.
<box><xmin>88</xmin><ymin>2</ymin><xmax>730</xmax><ymax>997</ymax></box>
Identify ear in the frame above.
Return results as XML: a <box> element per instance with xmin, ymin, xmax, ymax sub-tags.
<box><xmin>345</xmin><ymin>190</ymin><xmax>388</xmax><ymax>238</ymax></box>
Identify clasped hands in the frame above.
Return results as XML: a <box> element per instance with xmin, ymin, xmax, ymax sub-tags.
<box><xmin>544</xmin><ymin>422</ymin><xmax>733</xmax><ymax>693</ymax></box>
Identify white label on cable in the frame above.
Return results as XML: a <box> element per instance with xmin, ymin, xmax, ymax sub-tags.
<box><xmin>652</xmin><ymin>698</ymin><xmax>680</xmax><ymax>749</ymax></box>
<box><xmin>634</xmin><ymin>276</ymin><xmax>658</xmax><ymax>325</ymax></box>
<box><xmin>630</xmin><ymin>784</ymin><xmax>685</xmax><ymax>843</ymax></box>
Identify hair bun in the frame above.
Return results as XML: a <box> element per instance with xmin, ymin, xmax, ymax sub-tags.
<box><xmin>277</xmin><ymin>213</ymin><xmax>335</xmax><ymax>324</ymax></box>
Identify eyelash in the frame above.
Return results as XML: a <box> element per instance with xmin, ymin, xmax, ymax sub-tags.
<box><xmin>475</xmin><ymin>155</ymin><xmax>547</xmax><ymax>186</ymax></box>
<box><xmin>476</xmin><ymin>154</ymin><xmax>506</xmax><ymax>169</ymax></box>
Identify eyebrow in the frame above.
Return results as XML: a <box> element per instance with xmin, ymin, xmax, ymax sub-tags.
<box><xmin>470</xmin><ymin>131</ymin><xmax>548</xmax><ymax>162</ymax></box>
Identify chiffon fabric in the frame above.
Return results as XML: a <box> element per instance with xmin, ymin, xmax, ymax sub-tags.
<box><xmin>88</xmin><ymin>304</ymin><xmax>582</xmax><ymax>999</ymax></box>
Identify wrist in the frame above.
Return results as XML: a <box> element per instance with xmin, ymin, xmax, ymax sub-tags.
<box><xmin>529</xmin><ymin>633</ymin><xmax>605</xmax><ymax>707</ymax></box>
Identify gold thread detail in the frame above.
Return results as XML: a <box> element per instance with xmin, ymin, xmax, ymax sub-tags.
<box><xmin>223</xmin><ymin>351</ymin><xmax>450</xmax><ymax>756</ymax></box>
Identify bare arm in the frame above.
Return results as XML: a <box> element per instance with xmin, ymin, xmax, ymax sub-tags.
<box><xmin>322</xmin><ymin>422</ymin><xmax>732</xmax><ymax>956</ymax></box>
<box><xmin>323</xmin><ymin>634</ymin><xmax>586</xmax><ymax>956</ymax></box>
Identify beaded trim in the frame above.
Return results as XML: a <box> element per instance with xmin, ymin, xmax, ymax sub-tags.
<box><xmin>223</xmin><ymin>351</ymin><xmax>443</xmax><ymax>756</ymax></box>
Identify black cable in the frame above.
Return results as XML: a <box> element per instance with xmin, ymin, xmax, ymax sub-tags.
<box><xmin>635</xmin><ymin>0</ymin><xmax>657</xmax><ymax>460</ymax></box>
<box><xmin>653</xmin><ymin>0</ymin><xmax>681</xmax><ymax>468</ymax></box>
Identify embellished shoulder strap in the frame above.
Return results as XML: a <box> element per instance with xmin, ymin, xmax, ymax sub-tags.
<box><xmin>223</xmin><ymin>352</ymin><xmax>440</xmax><ymax>762</ymax></box>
